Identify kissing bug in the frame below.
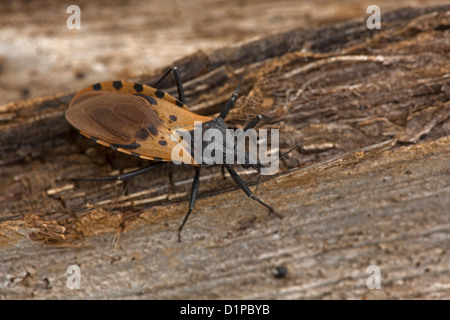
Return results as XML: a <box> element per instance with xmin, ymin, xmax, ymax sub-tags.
<box><xmin>66</xmin><ymin>67</ymin><xmax>285</xmax><ymax>241</ymax></box>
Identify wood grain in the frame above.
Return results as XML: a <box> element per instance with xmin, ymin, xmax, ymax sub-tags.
<box><xmin>0</xmin><ymin>4</ymin><xmax>449</xmax><ymax>299</ymax></box>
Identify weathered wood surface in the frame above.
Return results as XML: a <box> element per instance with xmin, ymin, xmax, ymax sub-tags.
<box><xmin>1</xmin><ymin>5</ymin><xmax>449</xmax><ymax>299</ymax></box>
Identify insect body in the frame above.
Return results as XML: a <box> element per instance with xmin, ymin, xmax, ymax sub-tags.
<box><xmin>66</xmin><ymin>80</ymin><xmax>212</xmax><ymax>163</ymax></box>
<box><xmin>66</xmin><ymin>67</ymin><xmax>277</xmax><ymax>241</ymax></box>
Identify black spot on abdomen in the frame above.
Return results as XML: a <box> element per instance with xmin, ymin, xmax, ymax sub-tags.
<box><xmin>175</xmin><ymin>100</ymin><xmax>184</xmax><ymax>108</ymax></box>
<box><xmin>155</xmin><ymin>90</ymin><xmax>165</xmax><ymax>98</ymax></box>
<box><xmin>134</xmin><ymin>94</ymin><xmax>157</xmax><ymax>105</ymax></box>
<box><xmin>133</xmin><ymin>83</ymin><xmax>144</xmax><ymax>92</ymax></box>
<box><xmin>113</xmin><ymin>81</ymin><xmax>123</xmax><ymax>90</ymax></box>
<box><xmin>111</xmin><ymin>142</ymin><xmax>141</xmax><ymax>150</ymax></box>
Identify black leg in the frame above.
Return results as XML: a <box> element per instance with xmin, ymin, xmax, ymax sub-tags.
<box><xmin>219</xmin><ymin>75</ymin><xmax>244</xmax><ymax>120</ymax></box>
<box><xmin>152</xmin><ymin>66</ymin><xmax>185</xmax><ymax>104</ymax></box>
<box><xmin>233</xmin><ymin>114</ymin><xmax>264</xmax><ymax>172</ymax></box>
<box><xmin>254</xmin><ymin>174</ymin><xmax>263</xmax><ymax>194</ymax></box>
<box><xmin>178</xmin><ymin>166</ymin><xmax>201</xmax><ymax>242</ymax></box>
<box><xmin>243</xmin><ymin>114</ymin><xmax>263</xmax><ymax>132</ymax></box>
<box><xmin>225</xmin><ymin>165</ymin><xmax>281</xmax><ymax>217</ymax></box>
<box><xmin>152</xmin><ymin>66</ymin><xmax>174</xmax><ymax>87</ymax></box>
<box><xmin>71</xmin><ymin>162</ymin><xmax>165</xmax><ymax>182</ymax></box>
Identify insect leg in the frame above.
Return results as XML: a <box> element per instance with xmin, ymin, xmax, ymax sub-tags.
<box><xmin>235</xmin><ymin>114</ymin><xmax>264</xmax><ymax>172</ymax></box>
<box><xmin>218</xmin><ymin>75</ymin><xmax>244</xmax><ymax>120</ymax></box>
<box><xmin>152</xmin><ymin>66</ymin><xmax>185</xmax><ymax>104</ymax></box>
<box><xmin>72</xmin><ymin>162</ymin><xmax>165</xmax><ymax>182</ymax></box>
<box><xmin>172</xmin><ymin>67</ymin><xmax>185</xmax><ymax>104</ymax></box>
<box><xmin>152</xmin><ymin>67</ymin><xmax>174</xmax><ymax>87</ymax></box>
<box><xmin>243</xmin><ymin>114</ymin><xmax>263</xmax><ymax>132</ymax></box>
<box><xmin>178</xmin><ymin>166</ymin><xmax>201</xmax><ymax>242</ymax></box>
<box><xmin>225</xmin><ymin>165</ymin><xmax>281</xmax><ymax>217</ymax></box>
<box><xmin>254</xmin><ymin>174</ymin><xmax>263</xmax><ymax>195</ymax></box>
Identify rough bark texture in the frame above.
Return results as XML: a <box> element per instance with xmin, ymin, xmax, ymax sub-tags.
<box><xmin>1</xmin><ymin>4</ymin><xmax>449</xmax><ymax>299</ymax></box>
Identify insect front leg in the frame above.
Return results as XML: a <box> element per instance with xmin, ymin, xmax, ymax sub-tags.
<box><xmin>218</xmin><ymin>75</ymin><xmax>244</xmax><ymax>120</ymax></box>
<box><xmin>178</xmin><ymin>166</ymin><xmax>201</xmax><ymax>242</ymax></box>
<box><xmin>243</xmin><ymin>114</ymin><xmax>263</xmax><ymax>132</ymax></box>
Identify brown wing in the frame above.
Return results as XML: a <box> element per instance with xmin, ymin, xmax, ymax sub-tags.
<box><xmin>66</xmin><ymin>91</ymin><xmax>165</xmax><ymax>144</ymax></box>
<box><xmin>66</xmin><ymin>87</ymin><xmax>213</xmax><ymax>164</ymax></box>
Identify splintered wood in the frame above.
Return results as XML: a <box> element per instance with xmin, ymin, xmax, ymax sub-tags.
<box><xmin>0</xmin><ymin>5</ymin><xmax>449</xmax><ymax>299</ymax></box>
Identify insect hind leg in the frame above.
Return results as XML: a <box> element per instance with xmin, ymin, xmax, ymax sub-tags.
<box><xmin>71</xmin><ymin>162</ymin><xmax>165</xmax><ymax>182</ymax></box>
<box><xmin>152</xmin><ymin>66</ymin><xmax>185</xmax><ymax>104</ymax></box>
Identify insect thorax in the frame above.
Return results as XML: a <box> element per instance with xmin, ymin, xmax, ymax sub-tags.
<box><xmin>184</xmin><ymin>118</ymin><xmax>261</xmax><ymax>168</ymax></box>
